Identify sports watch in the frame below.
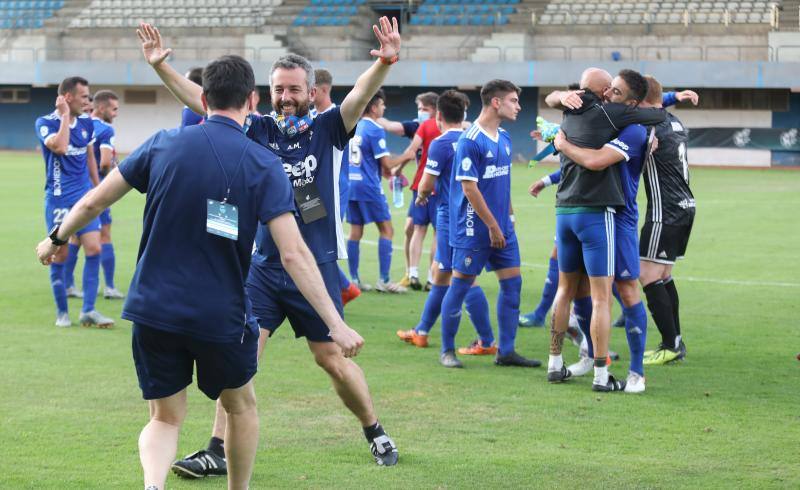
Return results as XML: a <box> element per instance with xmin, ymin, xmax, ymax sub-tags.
<box><xmin>48</xmin><ymin>225</ymin><xmax>68</xmax><ymax>246</ymax></box>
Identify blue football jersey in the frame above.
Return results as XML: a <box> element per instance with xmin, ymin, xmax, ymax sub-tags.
<box><xmin>92</xmin><ymin>117</ymin><xmax>116</xmax><ymax>181</ymax></box>
<box><xmin>247</xmin><ymin>107</ymin><xmax>351</xmax><ymax>264</ymax></box>
<box><xmin>181</xmin><ymin>106</ymin><xmax>204</xmax><ymax>127</ymax></box>
<box><xmin>347</xmin><ymin>118</ymin><xmax>390</xmax><ymax>203</ymax></box>
<box><xmin>605</xmin><ymin>123</ymin><xmax>649</xmax><ymax>229</ymax></box>
<box><xmin>424</xmin><ymin>128</ymin><xmax>463</xmax><ymax>219</ymax></box>
<box><xmin>451</xmin><ymin>124</ymin><xmax>515</xmax><ymax>249</ymax></box>
<box><xmin>35</xmin><ymin>112</ymin><xmax>95</xmax><ymax>203</ymax></box>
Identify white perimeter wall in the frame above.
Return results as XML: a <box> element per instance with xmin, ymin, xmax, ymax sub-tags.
<box><xmin>536</xmin><ymin>107</ymin><xmax>772</xmax><ymax>167</ymax></box>
<box><xmin>93</xmin><ymin>85</ymin><xmax>187</xmax><ymax>154</ymax></box>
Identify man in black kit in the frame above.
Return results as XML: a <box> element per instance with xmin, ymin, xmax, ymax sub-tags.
<box><xmin>637</xmin><ymin>75</ymin><xmax>696</xmax><ymax>366</ymax></box>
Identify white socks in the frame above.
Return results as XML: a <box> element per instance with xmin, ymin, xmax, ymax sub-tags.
<box><xmin>548</xmin><ymin>354</ymin><xmax>563</xmax><ymax>372</ymax></box>
<box><xmin>594</xmin><ymin>365</ymin><xmax>609</xmax><ymax>386</ymax></box>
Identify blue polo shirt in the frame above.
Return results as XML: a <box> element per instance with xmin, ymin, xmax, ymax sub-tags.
<box><xmin>181</xmin><ymin>107</ymin><xmax>204</xmax><ymax>127</ymax></box>
<box><xmin>119</xmin><ymin>115</ymin><xmax>295</xmax><ymax>343</ymax></box>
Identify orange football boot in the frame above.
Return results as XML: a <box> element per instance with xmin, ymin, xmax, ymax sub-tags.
<box><xmin>457</xmin><ymin>340</ymin><xmax>498</xmax><ymax>356</ymax></box>
<box><xmin>341</xmin><ymin>282</ymin><xmax>361</xmax><ymax>306</ymax></box>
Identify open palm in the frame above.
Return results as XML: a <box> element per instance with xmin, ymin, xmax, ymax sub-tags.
<box><xmin>369</xmin><ymin>16</ymin><xmax>401</xmax><ymax>60</ymax></box>
<box><xmin>136</xmin><ymin>23</ymin><xmax>171</xmax><ymax>66</ymax></box>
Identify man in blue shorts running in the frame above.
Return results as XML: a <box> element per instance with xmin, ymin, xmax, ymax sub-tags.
<box><xmin>138</xmin><ymin>17</ymin><xmax>402</xmax><ymax>473</ymax></box>
<box><xmin>37</xmin><ymin>54</ymin><xmax>362</xmax><ymax>490</ymax></box>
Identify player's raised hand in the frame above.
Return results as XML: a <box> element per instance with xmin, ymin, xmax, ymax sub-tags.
<box><xmin>137</xmin><ymin>23</ymin><xmax>172</xmax><ymax>66</ymax></box>
<box><xmin>676</xmin><ymin>90</ymin><xmax>699</xmax><ymax>106</ymax></box>
<box><xmin>369</xmin><ymin>16</ymin><xmax>400</xmax><ymax>61</ymax></box>
<box><xmin>560</xmin><ymin>90</ymin><xmax>584</xmax><ymax>110</ymax></box>
<box><xmin>36</xmin><ymin>238</ymin><xmax>60</xmax><ymax>266</ymax></box>
<box><xmin>329</xmin><ymin>323</ymin><xmax>365</xmax><ymax>358</ymax></box>
<box><xmin>55</xmin><ymin>95</ymin><xmax>69</xmax><ymax>118</ymax></box>
<box><xmin>529</xmin><ymin>179</ymin><xmax>546</xmax><ymax>198</ymax></box>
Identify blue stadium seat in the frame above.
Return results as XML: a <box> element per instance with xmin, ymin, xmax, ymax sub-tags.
<box><xmin>445</xmin><ymin>15</ymin><xmax>459</xmax><ymax>25</ymax></box>
<box><xmin>292</xmin><ymin>16</ymin><xmax>307</xmax><ymax>26</ymax></box>
<box><xmin>409</xmin><ymin>15</ymin><xmax>422</xmax><ymax>25</ymax></box>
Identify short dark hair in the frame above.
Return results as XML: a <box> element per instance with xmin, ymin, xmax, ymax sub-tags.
<box><xmin>567</xmin><ymin>82</ymin><xmax>580</xmax><ymax>90</ymax></box>
<box><xmin>202</xmin><ymin>55</ymin><xmax>255</xmax><ymax>111</ymax></box>
<box><xmin>93</xmin><ymin>90</ymin><xmax>118</xmax><ymax>106</ymax></box>
<box><xmin>271</xmin><ymin>54</ymin><xmax>315</xmax><ymax>90</ymax></box>
<box><xmin>58</xmin><ymin>76</ymin><xmax>89</xmax><ymax>96</ymax></box>
<box><xmin>415</xmin><ymin>91</ymin><xmax>438</xmax><ymax>109</ymax></box>
<box><xmin>187</xmin><ymin>67</ymin><xmax>203</xmax><ymax>86</ymax></box>
<box><xmin>644</xmin><ymin>75</ymin><xmax>663</xmax><ymax>106</ymax></box>
<box><xmin>617</xmin><ymin>69</ymin><xmax>648</xmax><ymax>105</ymax></box>
<box><xmin>314</xmin><ymin>68</ymin><xmax>332</xmax><ymax>87</ymax></box>
<box><xmin>363</xmin><ymin>89</ymin><xmax>385</xmax><ymax>116</ymax></box>
<box><xmin>437</xmin><ymin>90</ymin><xmax>468</xmax><ymax>124</ymax></box>
<box><xmin>479</xmin><ymin>79</ymin><xmax>520</xmax><ymax>106</ymax></box>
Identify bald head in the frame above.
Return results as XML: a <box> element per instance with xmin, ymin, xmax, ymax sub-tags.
<box><xmin>580</xmin><ymin>68</ymin><xmax>613</xmax><ymax>98</ymax></box>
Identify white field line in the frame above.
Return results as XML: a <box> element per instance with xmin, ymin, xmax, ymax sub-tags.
<box><xmin>358</xmin><ymin>239</ymin><xmax>800</xmax><ymax>289</ymax></box>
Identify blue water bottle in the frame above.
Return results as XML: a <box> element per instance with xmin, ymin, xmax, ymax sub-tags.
<box><xmin>391</xmin><ymin>176</ymin><xmax>404</xmax><ymax>208</ymax></box>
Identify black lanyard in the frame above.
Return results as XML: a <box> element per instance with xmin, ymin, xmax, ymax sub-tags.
<box><xmin>201</xmin><ymin>125</ymin><xmax>250</xmax><ymax>204</ymax></box>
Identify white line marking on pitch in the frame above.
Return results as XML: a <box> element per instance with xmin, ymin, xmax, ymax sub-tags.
<box><xmin>358</xmin><ymin>239</ymin><xmax>799</xmax><ymax>289</ymax></box>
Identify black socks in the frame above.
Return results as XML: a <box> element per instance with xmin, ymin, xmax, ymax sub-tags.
<box><xmin>644</xmin><ymin>280</ymin><xmax>678</xmax><ymax>350</ymax></box>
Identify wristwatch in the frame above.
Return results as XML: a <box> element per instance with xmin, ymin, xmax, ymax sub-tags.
<box><xmin>48</xmin><ymin>225</ymin><xmax>68</xmax><ymax>246</ymax></box>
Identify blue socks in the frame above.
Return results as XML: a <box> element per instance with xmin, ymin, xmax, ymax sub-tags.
<box><xmin>347</xmin><ymin>240</ymin><xmax>360</xmax><ymax>281</ymax></box>
<box><xmin>533</xmin><ymin>257</ymin><xmax>559</xmax><ymax>320</ymax></box>
<box><xmin>464</xmin><ymin>285</ymin><xmax>494</xmax><ymax>346</ymax></box>
<box><xmin>497</xmin><ymin>276</ymin><xmax>522</xmax><ymax>356</ymax></box>
<box><xmin>573</xmin><ymin>296</ymin><xmax>594</xmax><ymax>358</ymax></box>
<box><xmin>440</xmin><ymin>276</ymin><xmax>472</xmax><ymax>353</ymax></box>
<box><xmin>624</xmin><ymin>301</ymin><xmax>648</xmax><ymax>376</ymax></box>
<box><xmin>415</xmin><ymin>284</ymin><xmax>448</xmax><ymax>334</ymax></box>
<box><xmin>378</xmin><ymin>237</ymin><xmax>392</xmax><ymax>283</ymax></box>
<box><xmin>101</xmin><ymin>243</ymin><xmax>115</xmax><ymax>289</ymax></box>
<box><xmin>82</xmin><ymin>254</ymin><xmax>100</xmax><ymax>313</ymax></box>
<box><xmin>64</xmin><ymin>243</ymin><xmax>80</xmax><ymax>290</ymax></box>
<box><xmin>49</xmin><ymin>263</ymin><xmax>68</xmax><ymax>313</ymax></box>
<box><xmin>338</xmin><ymin>265</ymin><xmax>351</xmax><ymax>290</ymax></box>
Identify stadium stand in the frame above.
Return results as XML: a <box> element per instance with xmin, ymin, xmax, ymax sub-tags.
<box><xmin>537</xmin><ymin>0</ymin><xmax>781</xmax><ymax>25</ymax></box>
<box><xmin>0</xmin><ymin>0</ymin><xmax>64</xmax><ymax>30</ymax></box>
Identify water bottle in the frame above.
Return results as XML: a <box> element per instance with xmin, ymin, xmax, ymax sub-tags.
<box><xmin>391</xmin><ymin>176</ymin><xmax>404</xmax><ymax>208</ymax></box>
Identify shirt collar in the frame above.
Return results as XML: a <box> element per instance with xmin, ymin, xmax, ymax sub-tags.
<box><xmin>206</xmin><ymin>114</ymin><xmax>246</xmax><ymax>131</ymax></box>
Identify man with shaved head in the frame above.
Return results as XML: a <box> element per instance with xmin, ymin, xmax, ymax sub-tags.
<box><xmin>542</xmin><ymin>67</ymin><xmax>665</xmax><ymax>392</ymax></box>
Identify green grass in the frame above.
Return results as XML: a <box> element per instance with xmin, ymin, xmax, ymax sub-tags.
<box><xmin>1</xmin><ymin>150</ymin><xmax>798</xmax><ymax>489</ymax></box>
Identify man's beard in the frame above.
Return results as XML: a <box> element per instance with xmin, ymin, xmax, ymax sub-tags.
<box><xmin>273</xmin><ymin>99</ymin><xmax>310</xmax><ymax>117</ymax></box>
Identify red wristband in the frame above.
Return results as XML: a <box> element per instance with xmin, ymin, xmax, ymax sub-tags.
<box><xmin>380</xmin><ymin>55</ymin><xmax>399</xmax><ymax>66</ymax></box>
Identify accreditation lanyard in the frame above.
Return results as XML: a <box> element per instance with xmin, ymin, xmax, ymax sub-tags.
<box><xmin>201</xmin><ymin>125</ymin><xmax>250</xmax><ymax>241</ymax></box>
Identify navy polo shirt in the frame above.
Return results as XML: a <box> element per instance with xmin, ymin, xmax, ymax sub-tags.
<box><xmin>119</xmin><ymin>115</ymin><xmax>295</xmax><ymax>343</ymax></box>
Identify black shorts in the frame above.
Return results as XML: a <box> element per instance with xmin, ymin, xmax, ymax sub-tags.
<box><xmin>639</xmin><ymin>220</ymin><xmax>693</xmax><ymax>265</ymax></box>
<box><xmin>131</xmin><ymin>323</ymin><xmax>258</xmax><ymax>401</ymax></box>
<box><xmin>246</xmin><ymin>260</ymin><xmax>343</xmax><ymax>343</ymax></box>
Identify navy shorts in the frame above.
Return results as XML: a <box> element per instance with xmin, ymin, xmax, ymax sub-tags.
<box><xmin>131</xmin><ymin>322</ymin><xmax>258</xmax><ymax>400</ymax></box>
<box><xmin>452</xmin><ymin>237</ymin><xmax>521</xmax><ymax>276</ymax></box>
<box><xmin>615</xmin><ymin>224</ymin><xmax>640</xmax><ymax>280</ymax></box>
<box><xmin>407</xmin><ymin>191</ymin><xmax>438</xmax><ymax>227</ymax></box>
<box><xmin>45</xmin><ymin>197</ymin><xmax>101</xmax><ymax>237</ymax></box>
<box><xmin>347</xmin><ymin>199</ymin><xmax>391</xmax><ymax>225</ymax></box>
<box><xmin>99</xmin><ymin>207</ymin><xmax>112</xmax><ymax>226</ymax></box>
<box><xmin>556</xmin><ymin>209</ymin><xmax>615</xmax><ymax>277</ymax></box>
<box><xmin>434</xmin><ymin>210</ymin><xmax>452</xmax><ymax>272</ymax></box>
<box><xmin>246</xmin><ymin>260</ymin><xmax>343</xmax><ymax>342</ymax></box>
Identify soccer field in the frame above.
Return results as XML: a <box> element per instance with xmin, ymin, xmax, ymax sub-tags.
<box><xmin>1</xmin><ymin>150</ymin><xmax>798</xmax><ymax>489</ymax></box>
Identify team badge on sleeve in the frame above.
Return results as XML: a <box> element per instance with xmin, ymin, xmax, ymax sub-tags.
<box><xmin>461</xmin><ymin>157</ymin><xmax>472</xmax><ymax>171</ymax></box>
